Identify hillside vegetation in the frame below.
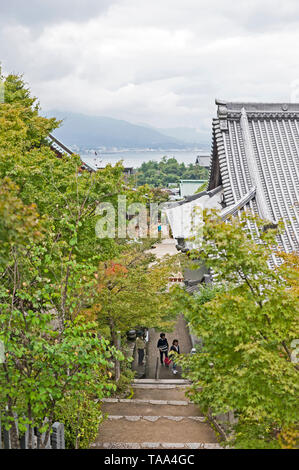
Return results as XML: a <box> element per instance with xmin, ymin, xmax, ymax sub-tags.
<box><xmin>136</xmin><ymin>157</ymin><xmax>209</xmax><ymax>187</ymax></box>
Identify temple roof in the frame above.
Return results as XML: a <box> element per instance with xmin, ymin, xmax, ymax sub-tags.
<box><xmin>208</xmin><ymin>99</ymin><xmax>299</xmax><ymax>259</ymax></box>
<box><xmin>48</xmin><ymin>133</ymin><xmax>94</xmax><ymax>172</ymax></box>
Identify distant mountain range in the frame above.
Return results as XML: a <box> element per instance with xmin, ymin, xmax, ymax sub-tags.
<box><xmin>45</xmin><ymin>111</ymin><xmax>210</xmax><ymax>150</ymax></box>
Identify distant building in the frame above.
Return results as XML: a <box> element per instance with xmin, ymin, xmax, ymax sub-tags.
<box><xmin>195</xmin><ymin>154</ymin><xmax>210</xmax><ymax>168</ymax></box>
<box><xmin>179</xmin><ymin>179</ymin><xmax>207</xmax><ymax>197</ymax></box>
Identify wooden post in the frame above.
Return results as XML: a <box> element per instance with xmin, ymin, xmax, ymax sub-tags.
<box><xmin>155</xmin><ymin>357</ymin><xmax>160</xmax><ymax>380</ymax></box>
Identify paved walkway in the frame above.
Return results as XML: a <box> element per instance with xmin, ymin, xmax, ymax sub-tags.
<box><xmin>93</xmin><ymin>314</ymin><xmax>220</xmax><ymax>449</ymax></box>
<box><xmin>147</xmin><ymin>314</ymin><xmax>192</xmax><ymax>379</ymax></box>
<box><xmin>131</xmin><ymin>238</ymin><xmax>183</xmax><ymax>379</ymax></box>
<box><xmin>91</xmin><ymin>239</ymin><xmax>221</xmax><ymax>450</ymax></box>
<box><xmin>93</xmin><ymin>381</ymin><xmax>220</xmax><ymax>449</ymax></box>
<box><xmin>145</xmin><ymin>238</ymin><xmax>178</xmax><ymax>259</ymax></box>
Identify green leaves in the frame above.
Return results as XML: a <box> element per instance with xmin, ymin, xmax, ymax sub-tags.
<box><xmin>0</xmin><ymin>72</ymin><xmax>131</xmax><ymax>446</ymax></box>
<box><xmin>136</xmin><ymin>157</ymin><xmax>209</xmax><ymax>187</ymax></box>
<box><xmin>93</xmin><ymin>246</ymin><xmax>178</xmax><ymax>340</ymax></box>
<box><xmin>176</xmin><ymin>212</ymin><xmax>299</xmax><ymax>449</ymax></box>
<box><xmin>0</xmin><ymin>313</ymin><xmax>121</xmax><ymax>432</ymax></box>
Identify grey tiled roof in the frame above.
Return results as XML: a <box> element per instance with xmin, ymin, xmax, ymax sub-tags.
<box><xmin>208</xmin><ymin>100</ymin><xmax>299</xmax><ymax>259</ymax></box>
<box><xmin>48</xmin><ymin>133</ymin><xmax>74</xmax><ymax>157</ymax></box>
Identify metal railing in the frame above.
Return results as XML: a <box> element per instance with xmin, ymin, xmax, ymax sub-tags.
<box><xmin>155</xmin><ymin>357</ymin><xmax>160</xmax><ymax>380</ymax></box>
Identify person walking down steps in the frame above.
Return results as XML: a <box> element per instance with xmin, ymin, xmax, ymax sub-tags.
<box><xmin>157</xmin><ymin>333</ymin><xmax>169</xmax><ymax>365</ymax></box>
<box><xmin>136</xmin><ymin>334</ymin><xmax>146</xmax><ymax>366</ymax></box>
<box><xmin>169</xmin><ymin>339</ymin><xmax>180</xmax><ymax>375</ymax></box>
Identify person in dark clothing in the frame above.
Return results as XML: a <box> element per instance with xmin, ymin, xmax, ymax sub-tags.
<box><xmin>157</xmin><ymin>333</ymin><xmax>169</xmax><ymax>365</ymax></box>
<box><xmin>169</xmin><ymin>339</ymin><xmax>180</xmax><ymax>374</ymax></box>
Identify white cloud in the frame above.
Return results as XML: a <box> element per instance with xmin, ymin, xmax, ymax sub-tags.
<box><xmin>1</xmin><ymin>0</ymin><xmax>299</xmax><ymax>129</ymax></box>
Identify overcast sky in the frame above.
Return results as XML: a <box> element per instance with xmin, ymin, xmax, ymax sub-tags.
<box><xmin>1</xmin><ymin>0</ymin><xmax>299</xmax><ymax>131</ymax></box>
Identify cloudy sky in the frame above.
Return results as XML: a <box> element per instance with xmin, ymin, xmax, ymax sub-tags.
<box><xmin>1</xmin><ymin>0</ymin><xmax>299</xmax><ymax>131</ymax></box>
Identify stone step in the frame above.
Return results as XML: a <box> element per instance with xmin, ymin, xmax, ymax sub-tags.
<box><xmin>94</xmin><ymin>417</ymin><xmax>217</xmax><ymax>445</ymax></box>
<box><xmin>102</xmin><ymin>402</ymin><xmax>203</xmax><ymax>417</ymax></box>
<box><xmin>91</xmin><ymin>442</ymin><xmax>222</xmax><ymax>449</ymax></box>
<box><xmin>107</xmin><ymin>416</ymin><xmax>205</xmax><ymax>422</ymax></box>
<box><xmin>134</xmin><ymin>379</ymin><xmax>190</xmax><ymax>385</ymax></box>
<box><xmin>133</xmin><ymin>384</ymin><xmax>187</xmax><ymax>390</ymax></box>
<box><xmin>132</xmin><ymin>387</ymin><xmax>188</xmax><ymax>401</ymax></box>
<box><xmin>102</xmin><ymin>398</ymin><xmax>190</xmax><ymax>405</ymax></box>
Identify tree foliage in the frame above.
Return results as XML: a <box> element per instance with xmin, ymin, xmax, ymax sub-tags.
<box><xmin>85</xmin><ymin>244</ymin><xmax>179</xmax><ymax>341</ymax></box>
<box><xmin>53</xmin><ymin>392</ymin><xmax>106</xmax><ymax>449</ymax></box>
<box><xmin>174</xmin><ymin>211</ymin><xmax>299</xmax><ymax>448</ymax></box>
<box><xmin>0</xmin><ymin>72</ymin><xmax>151</xmax><ymax>447</ymax></box>
<box><xmin>136</xmin><ymin>156</ymin><xmax>209</xmax><ymax>187</ymax></box>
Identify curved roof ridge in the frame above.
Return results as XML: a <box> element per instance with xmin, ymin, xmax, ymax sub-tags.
<box><xmin>215</xmin><ymin>99</ymin><xmax>299</xmax><ymax>114</ymax></box>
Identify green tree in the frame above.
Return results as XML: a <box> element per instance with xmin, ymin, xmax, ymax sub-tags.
<box><xmin>136</xmin><ymin>157</ymin><xmax>209</xmax><ymax>188</ymax></box>
<box><xmin>83</xmin><ymin>244</ymin><xmax>179</xmax><ymax>378</ymax></box>
<box><xmin>0</xmin><ymin>72</ymin><xmax>143</xmax><ymax>329</ymax></box>
<box><xmin>174</xmin><ymin>211</ymin><xmax>299</xmax><ymax>448</ymax></box>
<box><xmin>0</xmin><ymin>180</ymin><xmax>123</xmax><ymax>448</ymax></box>
<box><xmin>0</xmin><ymin>71</ymin><xmax>144</xmax><ymax>447</ymax></box>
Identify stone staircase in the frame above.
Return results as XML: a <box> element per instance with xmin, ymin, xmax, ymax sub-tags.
<box><xmin>92</xmin><ymin>379</ymin><xmax>221</xmax><ymax>449</ymax></box>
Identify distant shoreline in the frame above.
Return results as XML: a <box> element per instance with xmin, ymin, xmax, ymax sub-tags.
<box><xmin>81</xmin><ymin>146</ymin><xmax>206</xmax><ymax>154</ymax></box>
<box><xmin>81</xmin><ymin>148</ymin><xmax>209</xmax><ymax>169</ymax></box>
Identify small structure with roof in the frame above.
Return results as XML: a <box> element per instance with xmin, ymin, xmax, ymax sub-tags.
<box><xmin>195</xmin><ymin>154</ymin><xmax>211</xmax><ymax>169</ymax></box>
<box><xmin>179</xmin><ymin>179</ymin><xmax>207</xmax><ymax>197</ymax></box>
